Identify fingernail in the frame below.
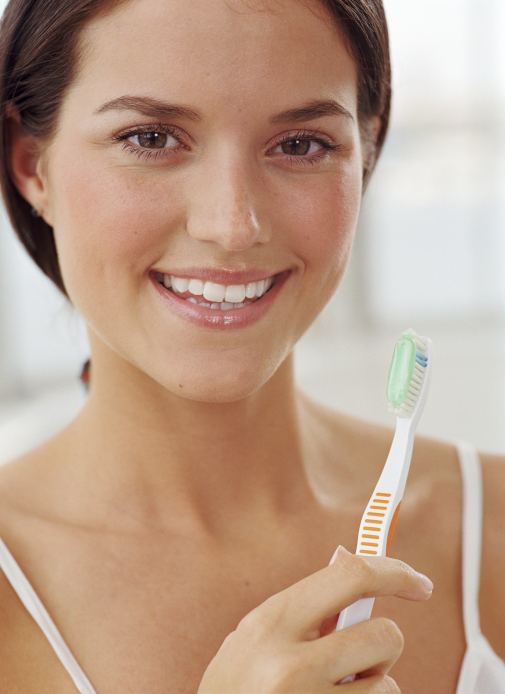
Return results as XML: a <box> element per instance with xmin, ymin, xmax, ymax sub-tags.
<box><xmin>418</xmin><ymin>573</ymin><xmax>433</xmax><ymax>592</ymax></box>
<box><xmin>336</xmin><ymin>546</ymin><xmax>352</xmax><ymax>557</ymax></box>
<box><xmin>329</xmin><ymin>545</ymin><xmax>351</xmax><ymax>564</ymax></box>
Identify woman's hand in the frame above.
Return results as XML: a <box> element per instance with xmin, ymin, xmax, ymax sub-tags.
<box><xmin>198</xmin><ymin>547</ymin><xmax>433</xmax><ymax>693</ymax></box>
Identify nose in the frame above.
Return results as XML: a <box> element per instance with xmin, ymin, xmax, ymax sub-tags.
<box><xmin>186</xmin><ymin>159</ymin><xmax>271</xmax><ymax>251</ymax></box>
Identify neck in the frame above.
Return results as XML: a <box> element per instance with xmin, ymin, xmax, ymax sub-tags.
<box><xmin>56</xmin><ymin>347</ymin><xmax>315</xmax><ymax>537</ymax></box>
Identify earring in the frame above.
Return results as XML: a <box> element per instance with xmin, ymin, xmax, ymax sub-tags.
<box><xmin>80</xmin><ymin>359</ymin><xmax>91</xmax><ymax>390</ymax></box>
<box><xmin>30</xmin><ymin>206</ymin><xmax>40</xmax><ymax>218</ymax></box>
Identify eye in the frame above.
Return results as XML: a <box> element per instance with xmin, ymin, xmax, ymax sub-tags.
<box><xmin>127</xmin><ymin>131</ymin><xmax>179</xmax><ymax>149</ymax></box>
<box><xmin>268</xmin><ymin>131</ymin><xmax>339</xmax><ymax>164</ymax></box>
<box><xmin>276</xmin><ymin>139</ymin><xmax>319</xmax><ymax>156</ymax></box>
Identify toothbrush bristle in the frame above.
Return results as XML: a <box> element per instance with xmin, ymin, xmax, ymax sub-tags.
<box><xmin>388</xmin><ymin>329</ymin><xmax>429</xmax><ymax>418</ymax></box>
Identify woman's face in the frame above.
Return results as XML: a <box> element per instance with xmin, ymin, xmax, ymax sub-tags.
<box><xmin>38</xmin><ymin>0</ymin><xmax>366</xmax><ymax>402</ymax></box>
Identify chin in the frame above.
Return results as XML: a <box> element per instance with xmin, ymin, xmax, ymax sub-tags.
<box><xmin>163</xmin><ymin>368</ymin><xmax>273</xmax><ymax>404</ymax></box>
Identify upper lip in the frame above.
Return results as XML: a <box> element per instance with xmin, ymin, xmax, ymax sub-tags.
<box><xmin>151</xmin><ymin>267</ymin><xmax>288</xmax><ymax>284</ymax></box>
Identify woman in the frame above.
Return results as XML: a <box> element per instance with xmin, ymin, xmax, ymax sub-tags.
<box><xmin>0</xmin><ymin>0</ymin><xmax>503</xmax><ymax>692</ymax></box>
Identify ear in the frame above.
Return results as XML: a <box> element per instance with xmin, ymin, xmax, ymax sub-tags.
<box><xmin>6</xmin><ymin>109</ymin><xmax>53</xmax><ymax>225</ymax></box>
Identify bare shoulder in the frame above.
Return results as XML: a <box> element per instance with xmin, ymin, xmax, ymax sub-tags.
<box><xmin>480</xmin><ymin>451</ymin><xmax>505</xmax><ymax>657</ymax></box>
<box><xmin>480</xmin><ymin>450</ymin><xmax>505</xmax><ymax>522</ymax></box>
<box><xmin>0</xmin><ymin>437</ymin><xmax>63</xmax><ymax>520</ymax></box>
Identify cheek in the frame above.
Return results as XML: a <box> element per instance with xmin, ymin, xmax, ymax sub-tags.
<box><xmin>47</xmin><ymin>154</ymin><xmax>185</xmax><ymax>302</ymax></box>
<box><xmin>280</xmin><ymin>167</ymin><xmax>362</xmax><ymax>278</ymax></box>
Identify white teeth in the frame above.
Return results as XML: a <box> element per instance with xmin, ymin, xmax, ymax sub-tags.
<box><xmin>164</xmin><ymin>274</ymin><xmax>275</xmax><ymax>301</ymax></box>
<box><xmin>186</xmin><ymin>297</ymin><xmax>198</xmax><ymax>304</ymax></box>
<box><xmin>203</xmin><ymin>282</ymin><xmax>226</xmax><ymax>302</ymax></box>
<box><xmin>225</xmin><ymin>284</ymin><xmax>246</xmax><ymax>303</ymax></box>
<box><xmin>172</xmin><ymin>276</ymin><xmax>189</xmax><ymax>293</ymax></box>
<box><xmin>245</xmin><ymin>282</ymin><xmax>256</xmax><ymax>299</ymax></box>
<box><xmin>188</xmin><ymin>278</ymin><xmax>204</xmax><ymax>295</ymax></box>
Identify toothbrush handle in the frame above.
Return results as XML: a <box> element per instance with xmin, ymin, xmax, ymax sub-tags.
<box><xmin>336</xmin><ymin>597</ymin><xmax>375</xmax><ymax>631</ymax></box>
<box><xmin>334</xmin><ymin>599</ymin><xmax>375</xmax><ymax>683</ymax></box>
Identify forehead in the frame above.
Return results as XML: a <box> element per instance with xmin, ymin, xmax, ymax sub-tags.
<box><xmin>70</xmin><ymin>0</ymin><xmax>358</xmax><ymax>121</ymax></box>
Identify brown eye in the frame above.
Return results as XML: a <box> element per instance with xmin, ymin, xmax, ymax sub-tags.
<box><xmin>281</xmin><ymin>139</ymin><xmax>311</xmax><ymax>156</ymax></box>
<box><xmin>136</xmin><ymin>132</ymin><xmax>168</xmax><ymax>149</ymax></box>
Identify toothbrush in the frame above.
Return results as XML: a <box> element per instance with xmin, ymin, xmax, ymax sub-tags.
<box><xmin>332</xmin><ymin>329</ymin><xmax>433</xmax><ymax>681</ymax></box>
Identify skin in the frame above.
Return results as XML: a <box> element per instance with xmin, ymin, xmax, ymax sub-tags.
<box><xmin>1</xmin><ymin>0</ymin><xmax>505</xmax><ymax>692</ymax></box>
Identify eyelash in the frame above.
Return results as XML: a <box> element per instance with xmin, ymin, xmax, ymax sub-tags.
<box><xmin>113</xmin><ymin>124</ymin><xmax>186</xmax><ymax>161</ymax></box>
<box><xmin>113</xmin><ymin>125</ymin><xmax>342</xmax><ymax>165</ymax></box>
<box><xmin>269</xmin><ymin>130</ymin><xmax>342</xmax><ymax>167</ymax></box>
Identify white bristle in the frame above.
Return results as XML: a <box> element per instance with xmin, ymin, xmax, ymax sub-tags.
<box><xmin>403</xmin><ymin>328</ymin><xmax>428</xmax><ymax>352</ymax></box>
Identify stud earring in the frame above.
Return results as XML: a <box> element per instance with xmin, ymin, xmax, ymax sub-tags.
<box><xmin>30</xmin><ymin>206</ymin><xmax>40</xmax><ymax>218</ymax></box>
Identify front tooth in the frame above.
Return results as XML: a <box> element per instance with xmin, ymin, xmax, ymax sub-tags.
<box><xmin>188</xmin><ymin>278</ymin><xmax>204</xmax><ymax>296</ymax></box>
<box><xmin>172</xmin><ymin>276</ymin><xmax>189</xmax><ymax>293</ymax></box>
<box><xmin>203</xmin><ymin>282</ymin><xmax>226</xmax><ymax>302</ymax></box>
<box><xmin>255</xmin><ymin>279</ymin><xmax>265</xmax><ymax>297</ymax></box>
<box><xmin>221</xmin><ymin>302</ymin><xmax>234</xmax><ymax>310</ymax></box>
<box><xmin>245</xmin><ymin>282</ymin><xmax>256</xmax><ymax>299</ymax></box>
<box><xmin>163</xmin><ymin>274</ymin><xmax>172</xmax><ymax>289</ymax></box>
<box><xmin>225</xmin><ymin>284</ymin><xmax>246</xmax><ymax>303</ymax></box>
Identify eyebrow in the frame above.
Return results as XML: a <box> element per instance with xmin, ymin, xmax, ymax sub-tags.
<box><xmin>95</xmin><ymin>95</ymin><xmax>354</xmax><ymax>125</ymax></box>
<box><xmin>269</xmin><ymin>99</ymin><xmax>354</xmax><ymax>125</ymax></box>
<box><xmin>95</xmin><ymin>96</ymin><xmax>202</xmax><ymax>122</ymax></box>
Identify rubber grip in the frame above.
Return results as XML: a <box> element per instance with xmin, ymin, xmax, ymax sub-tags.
<box><xmin>386</xmin><ymin>501</ymin><xmax>402</xmax><ymax>556</ymax></box>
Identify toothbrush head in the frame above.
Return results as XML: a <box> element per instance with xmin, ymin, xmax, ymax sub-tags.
<box><xmin>387</xmin><ymin>329</ymin><xmax>432</xmax><ymax>420</ymax></box>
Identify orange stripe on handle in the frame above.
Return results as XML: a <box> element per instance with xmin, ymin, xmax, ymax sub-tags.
<box><xmin>386</xmin><ymin>501</ymin><xmax>402</xmax><ymax>555</ymax></box>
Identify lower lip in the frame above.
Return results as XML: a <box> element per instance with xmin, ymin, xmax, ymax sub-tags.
<box><xmin>150</xmin><ymin>272</ymin><xmax>289</xmax><ymax>330</ymax></box>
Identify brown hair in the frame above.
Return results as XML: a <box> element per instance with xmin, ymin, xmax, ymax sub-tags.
<box><xmin>0</xmin><ymin>0</ymin><xmax>391</xmax><ymax>295</ymax></box>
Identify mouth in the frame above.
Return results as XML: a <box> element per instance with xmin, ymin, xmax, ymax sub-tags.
<box><xmin>152</xmin><ymin>271</ymin><xmax>280</xmax><ymax>311</ymax></box>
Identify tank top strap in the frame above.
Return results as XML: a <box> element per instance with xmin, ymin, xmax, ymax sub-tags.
<box><xmin>455</xmin><ymin>441</ymin><xmax>483</xmax><ymax>644</ymax></box>
<box><xmin>0</xmin><ymin>536</ymin><xmax>97</xmax><ymax>694</ymax></box>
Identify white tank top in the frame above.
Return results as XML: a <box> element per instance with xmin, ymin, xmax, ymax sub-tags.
<box><xmin>0</xmin><ymin>443</ymin><xmax>503</xmax><ymax>693</ymax></box>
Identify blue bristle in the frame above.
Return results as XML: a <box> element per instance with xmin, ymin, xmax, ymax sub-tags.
<box><xmin>415</xmin><ymin>351</ymin><xmax>428</xmax><ymax>367</ymax></box>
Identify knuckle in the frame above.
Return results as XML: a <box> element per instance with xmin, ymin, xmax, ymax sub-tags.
<box><xmin>373</xmin><ymin>617</ymin><xmax>404</xmax><ymax>654</ymax></box>
<box><xmin>236</xmin><ymin>594</ymin><xmax>285</xmax><ymax>639</ymax></box>
<box><xmin>361</xmin><ymin>675</ymin><xmax>401</xmax><ymax>693</ymax></box>
<box><xmin>237</xmin><ymin>604</ymin><xmax>268</xmax><ymax>637</ymax></box>
<box><xmin>337</xmin><ymin>551</ymin><xmax>375</xmax><ymax>592</ymax></box>
<box><xmin>381</xmin><ymin>675</ymin><xmax>402</xmax><ymax>693</ymax></box>
<box><xmin>388</xmin><ymin>557</ymin><xmax>412</xmax><ymax>578</ymax></box>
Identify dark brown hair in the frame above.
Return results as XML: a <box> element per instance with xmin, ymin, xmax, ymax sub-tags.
<box><xmin>0</xmin><ymin>0</ymin><xmax>391</xmax><ymax>295</ymax></box>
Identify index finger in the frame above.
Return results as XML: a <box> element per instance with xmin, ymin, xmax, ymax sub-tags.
<box><xmin>261</xmin><ymin>547</ymin><xmax>433</xmax><ymax>640</ymax></box>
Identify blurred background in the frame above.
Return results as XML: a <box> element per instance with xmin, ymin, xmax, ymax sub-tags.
<box><xmin>0</xmin><ymin>0</ymin><xmax>504</xmax><ymax>464</ymax></box>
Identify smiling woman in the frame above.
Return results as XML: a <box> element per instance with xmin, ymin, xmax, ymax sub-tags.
<box><xmin>0</xmin><ymin>1</ymin><xmax>504</xmax><ymax>693</ymax></box>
